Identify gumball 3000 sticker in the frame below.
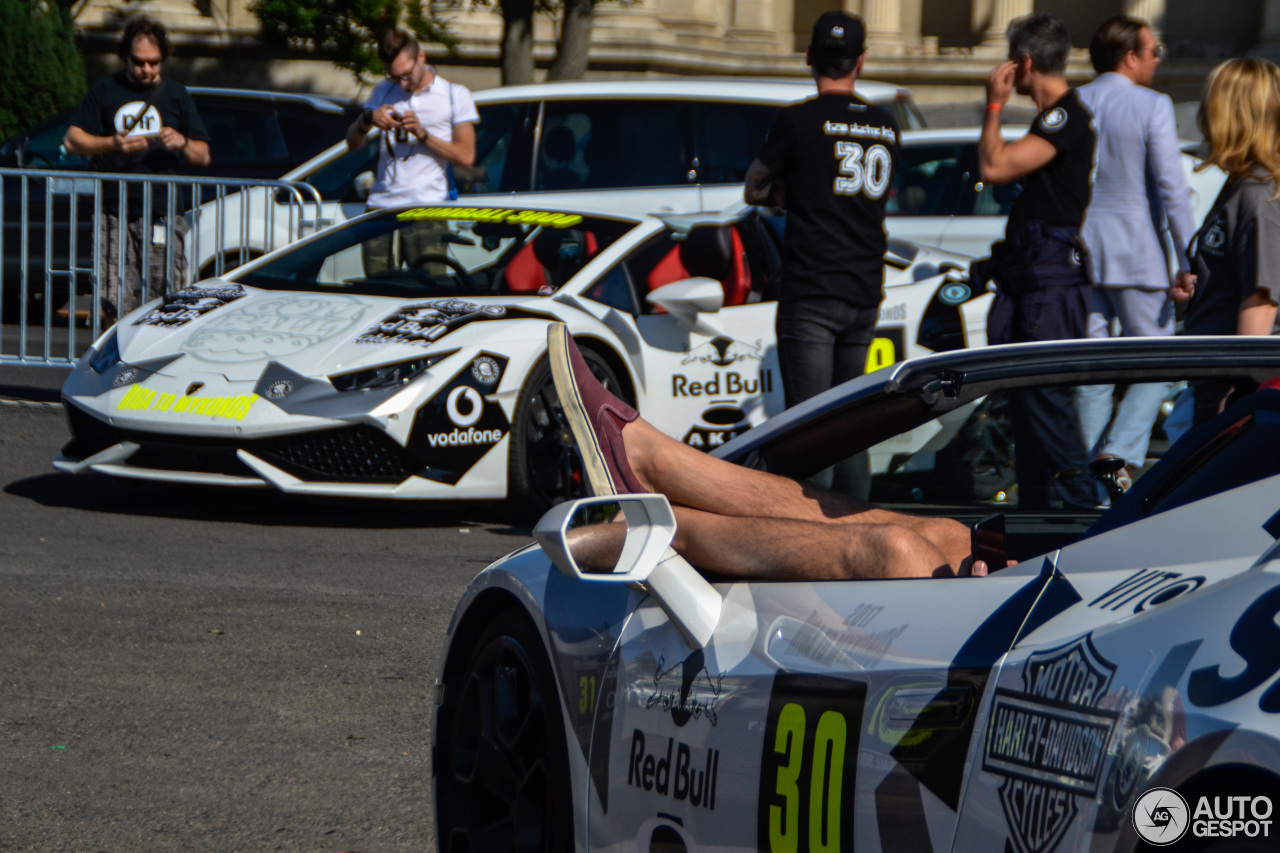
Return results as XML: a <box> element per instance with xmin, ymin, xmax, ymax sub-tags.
<box><xmin>181</xmin><ymin>296</ymin><xmax>367</xmax><ymax>364</ymax></box>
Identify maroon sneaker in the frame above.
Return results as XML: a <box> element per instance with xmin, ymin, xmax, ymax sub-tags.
<box><xmin>547</xmin><ymin>324</ymin><xmax>643</xmax><ymax>496</ymax></box>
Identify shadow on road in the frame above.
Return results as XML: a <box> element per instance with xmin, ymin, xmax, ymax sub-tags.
<box><xmin>5</xmin><ymin>471</ymin><xmax>535</xmax><ymax>535</ymax></box>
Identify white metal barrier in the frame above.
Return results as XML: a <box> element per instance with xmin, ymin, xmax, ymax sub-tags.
<box><xmin>0</xmin><ymin>168</ymin><xmax>323</xmax><ymax>368</ymax></box>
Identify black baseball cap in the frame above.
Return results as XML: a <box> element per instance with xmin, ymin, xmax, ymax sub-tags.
<box><xmin>809</xmin><ymin>11</ymin><xmax>866</xmax><ymax>60</ymax></box>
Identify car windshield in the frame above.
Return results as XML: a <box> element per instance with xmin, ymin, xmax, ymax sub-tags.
<box><xmin>233</xmin><ymin>206</ymin><xmax>640</xmax><ymax>299</ymax></box>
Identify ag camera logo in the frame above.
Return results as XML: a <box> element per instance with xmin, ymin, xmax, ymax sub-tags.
<box><xmin>1133</xmin><ymin>787</ymin><xmax>1189</xmax><ymax>845</ymax></box>
<box><xmin>1134</xmin><ymin>788</ymin><xmax>1276</xmax><ymax>844</ymax></box>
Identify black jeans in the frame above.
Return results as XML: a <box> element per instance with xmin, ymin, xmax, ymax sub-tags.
<box><xmin>776</xmin><ymin>297</ymin><xmax>878</xmax><ymax>498</ymax></box>
<box><xmin>776</xmin><ymin>297</ymin><xmax>878</xmax><ymax>408</ymax></box>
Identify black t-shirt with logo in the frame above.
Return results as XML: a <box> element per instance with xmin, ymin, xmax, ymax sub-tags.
<box><xmin>68</xmin><ymin>71</ymin><xmax>209</xmax><ymax>174</ymax></box>
<box><xmin>756</xmin><ymin>93</ymin><xmax>900</xmax><ymax>307</ymax></box>
<box><xmin>1185</xmin><ymin>174</ymin><xmax>1280</xmax><ymax>335</ymax></box>
<box><xmin>1005</xmin><ymin>89</ymin><xmax>1096</xmax><ymax>236</ymax></box>
<box><xmin>67</xmin><ymin>71</ymin><xmax>209</xmax><ymax>214</ymax></box>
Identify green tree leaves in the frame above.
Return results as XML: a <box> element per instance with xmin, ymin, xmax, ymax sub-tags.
<box><xmin>0</xmin><ymin>0</ymin><xmax>86</xmax><ymax>138</ymax></box>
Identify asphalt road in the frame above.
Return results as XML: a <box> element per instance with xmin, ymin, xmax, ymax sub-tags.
<box><xmin>0</xmin><ymin>364</ymin><xmax>535</xmax><ymax>852</ymax></box>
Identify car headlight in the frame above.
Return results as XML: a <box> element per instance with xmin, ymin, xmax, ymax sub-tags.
<box><xmin>917</xmin><ymin>272</ymin><xmax>978</xmax><ymax>353</ymax></box>
<box><xmin>88</xmin><ymin>331</ymin><xmax>122</xmax><ymax>374</ymax></box>
<box><xmin>329</xmin><ymin>351</ymin><xmax>455</xmax><ymax>392</ymax></box>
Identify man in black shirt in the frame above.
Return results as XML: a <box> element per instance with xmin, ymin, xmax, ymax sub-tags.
<box><xmin>744</xmin><ymin>11</ymin><xmax>899</xmax><ymax>497</ymax></box>
<box><xmin>64</xmin><ymin>15</ymin><xmax>210</xmax><ymax>320</ymax></box>
<box><xmin>977</xmin><ymin>13</ymin><xmax>1097</xmax><ymax>509</ymax></box>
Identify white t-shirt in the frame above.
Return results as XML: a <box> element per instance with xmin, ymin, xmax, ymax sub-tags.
<box><xmin>364</xmin><ymin>73</ymin><xmax>479</xmax><ymax>208</ymax></box>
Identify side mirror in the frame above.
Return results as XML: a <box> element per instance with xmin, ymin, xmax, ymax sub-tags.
<box><xmin>534</xmin><ymin>494</ymin><xmax>722</xmax><ymax>647</ymax></box>
<box><xmin>646</xmin><ymin>278</ymin><xmax>724</xmax><ymax>335</ymax></box>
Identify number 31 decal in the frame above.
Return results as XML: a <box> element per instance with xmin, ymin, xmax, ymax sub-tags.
<box><xmin>834</xmin><ymin>142</ymin><xmax>892</xmax><ymax>200</ymax></box>
<box><xmin>757</xmin><ymin>675</ymin><xmax>867</xmax><ymax>853</ymax></box>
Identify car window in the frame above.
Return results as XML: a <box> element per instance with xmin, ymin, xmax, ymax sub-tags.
<box><xmin>276</xmin><ymin>105</ymin><xmax>357</xmax><ymax>167</ymax></box>
<box><xmin>199</xmin><ymin>101</ymin><xmax>289</xmax><ymax>167</ymax></box>
<box><xmin>535</xmin><ymin>100</ymin><xmax>690</xmax><ymax>192</ymax></box>
<box><xmin>887</xmin><ymin>144</ymin><xmax>978</xmax><ymax>217</ymax></box>
<box><xmin>692</xmin><ymin>103</ymin><xmax>778</xmax><ymax>184</ymax></box>
<box><xmin>15</xmin><ymin>118</ymin><xmax>88</xmax><ymax>169</ymax></box>
<box><xmin>235</xmin><ymin>207</ymin><xmax>638</xmax><ymax>300</ymax></box>
<box><xmin>456</xmin><ymin>102</ymin><xmax>528</xmax><ymax>195</ymax></box>
<box><xmin>596</xmin><ymin>215</ymin><xmax>782</xmax><ymax>315</ymax></box>
<box><xmin>303</xmin><ymin>139</ymin><xmax>379</xmax><ymax>202</ymax></box>
<box><xmin>888</xmin><ymin>98</ymin><xmax>926</xmax><ymax>131</ymax></box>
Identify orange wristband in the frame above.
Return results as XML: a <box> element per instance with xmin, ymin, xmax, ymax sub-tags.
<box><xmin>986</xmin><ymin>103</ymin><xmax>1004</xmax><ymax>113</ymax></box>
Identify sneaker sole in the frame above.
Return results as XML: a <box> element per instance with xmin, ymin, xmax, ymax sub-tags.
<box><xmin>547</xmin><ymin>324</ymin><xmax>617</xmax><ymax>496</ymax></box>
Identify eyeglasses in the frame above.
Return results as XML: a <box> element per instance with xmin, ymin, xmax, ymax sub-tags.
<box><xmin>1136</xmin><ymin>43</ymin><xmax>1164</xmax><ymax>60</ymax></box>
<box><xmin>129</xmin><ymin>54</ymin><xmax>162</xmax><ymax>68</ymax></box>
<box><xmin>386</xmin><ymin>53</ymin><xmax>420</xmax><ymax>84</ymax></box>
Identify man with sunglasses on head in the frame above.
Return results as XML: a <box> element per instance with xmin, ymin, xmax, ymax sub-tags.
<box><xmin>346</xmin><ymin>29</ymin><xmax>478</xmax><ymax>274</ymax></box>
<box><xmin>1073</xmin><ymin>16</ymin><xmax>1196</xmax><ymax>497</ymax></box>
<box><xmin>64</xmin><ymin>15</ymin><xmax>210</xmax><ymax>320</ymax></box>
<box><xmin>975</xmin><ymin>13</ymin><xmax>1098</xmax><ymax>510</ymax></box>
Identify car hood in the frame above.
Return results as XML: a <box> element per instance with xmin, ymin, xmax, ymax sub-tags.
<box><xmin>109</xmin><ymin>282</ymin><xmax>563</xmax><ymax>381</ymax></box>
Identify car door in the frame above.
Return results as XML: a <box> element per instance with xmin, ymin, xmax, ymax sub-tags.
<box><xmin>587</xmin><ymin>564</ymin><xmax>1060</xmax><ymax>852</ymax></box>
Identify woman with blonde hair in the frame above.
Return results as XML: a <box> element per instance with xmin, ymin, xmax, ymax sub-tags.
<box><xmin>1174</xmin><ymin>57</ymin><xmax>1280</xmax><ymax>423</ymax></box>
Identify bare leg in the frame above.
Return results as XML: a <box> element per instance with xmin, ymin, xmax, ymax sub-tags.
<box><xmin>620</xmin><ymin>417</ymin><xmax>972</xmax><ymax>571</ymax></box>
<box><xmin>671</xmin><ymin>507</ymin><xmax>959</xmax><ymax>579</ymax></box>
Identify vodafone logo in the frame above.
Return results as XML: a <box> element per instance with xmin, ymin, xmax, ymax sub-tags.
<box><xmin>446</xmin><ymin>386</ymin><xmax>484</xmax><ymax>427</ymax></box>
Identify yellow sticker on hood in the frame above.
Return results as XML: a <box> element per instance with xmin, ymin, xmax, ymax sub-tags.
<box><xmin>397</xmin><ymin>207</ymin><xmax>584</xmax><ymax>229</ymax></box>
<box><xmin>116</xmin><ymin>384</ymin><xmax>257</xmax><ymax>420</ymax></box>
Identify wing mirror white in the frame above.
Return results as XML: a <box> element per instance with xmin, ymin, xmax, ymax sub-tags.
<box><xmin>646</xmin><ymin>278</ymin><xmax>724</xmax><ymax>336</ymax></box>
<box><xmin>534</xmin><ymin>494</ymin><xmax>723</xmax><ymax>648</ymax></box>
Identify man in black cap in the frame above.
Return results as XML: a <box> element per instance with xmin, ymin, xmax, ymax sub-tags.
<box><xmin>745</xmin><ymin>11</ymin><xmax>899</xmax><ymax>497</ymax></box>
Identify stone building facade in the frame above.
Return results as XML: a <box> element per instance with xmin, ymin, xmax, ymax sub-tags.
<box><xmin>72</xmin><ymin>0</ymin><xmax>1280</xmax><ymax>105</ymax></box>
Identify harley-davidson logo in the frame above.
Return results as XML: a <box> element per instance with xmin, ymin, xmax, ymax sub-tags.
<box><xmin>984</xmin><ymin>636</ymin><xmax>1119</xmax><ymax>853</ymax></box>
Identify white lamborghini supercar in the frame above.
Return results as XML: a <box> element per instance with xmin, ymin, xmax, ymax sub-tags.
<box><xmin>434</xmin><ymin>337</ymin><xmax>1280</xmax><ymax>853</ymax></box>
<box><xmin>55</xmin><ymin>202</ymin><xmax>987</xmax><ymax>513</ymax></box>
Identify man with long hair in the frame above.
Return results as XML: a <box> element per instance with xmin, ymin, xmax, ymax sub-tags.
<box><xmin>63</xmin><ymin>15</ymin><xmax>211</xmax><ymax>320</ymax></box>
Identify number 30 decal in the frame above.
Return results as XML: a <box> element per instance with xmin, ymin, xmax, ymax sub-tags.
<box><xmin>757</xmin><ymin>675</ymin><xmax>867</xmax><ymax>853</ymax></box>
<box><xmin>834</xmin><ymin>142</ymin><xmax>892</xmax><ymax>200</ymax></box>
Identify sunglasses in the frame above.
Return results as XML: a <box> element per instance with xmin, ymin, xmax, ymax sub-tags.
<box><xmin>129</xmin><ymin>54</ymin><xmax>162</xmax><ymax>68</ymax></box>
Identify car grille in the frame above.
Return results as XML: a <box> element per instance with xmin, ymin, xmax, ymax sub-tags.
<box><xmin>255</xmin><ymin>426</ymin><xmax>421</xmax><ymax>482</ymax></box>
<box><xmin>63</xmin><ymin>401</ymin><xmax>420</xmax><ymax>484</ymax></box>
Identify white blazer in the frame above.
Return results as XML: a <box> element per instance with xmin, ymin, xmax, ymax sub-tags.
<box><xmin>1077</xmin><ymin>73</ymin><xmax>1195</xmax><ymax>289</ymax></box>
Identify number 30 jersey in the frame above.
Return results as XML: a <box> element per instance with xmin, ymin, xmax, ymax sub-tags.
<box><xmin>756</xmin><ymin>93</ymin><xmax>901</xmax><ymax>307</ymax></box>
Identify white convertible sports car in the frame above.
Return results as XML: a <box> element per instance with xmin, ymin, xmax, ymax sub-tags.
<box><xmin>434</xmin><ymin>337</ymin><xmax>1280</xmax><ymax>853</ymax></box>
<box><xmin>55</xmin><ymin>201</ymin><xmax>987</xmax><ymax>512</ymax></box>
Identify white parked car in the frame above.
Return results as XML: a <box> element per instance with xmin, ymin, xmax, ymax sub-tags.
<box><xmin>58</xmin><ymin>200</ymin><xmax>986</xmax><ymax>515</ymax></box>
<box><xmin>186</xmin><ymin>77</ymin><xmax>924</xmax><ymax>278</ymax></box>
<box><xmin>886</xmin><ymin>128</ymin><xmax>1227</xmax><ymax>260</ymax></box>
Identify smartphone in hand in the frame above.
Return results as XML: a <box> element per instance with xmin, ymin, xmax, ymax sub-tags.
<box><xmin>971</xmin><ymin>512</ymin><xmax>1007</xmax><ymax>571</ymax></box>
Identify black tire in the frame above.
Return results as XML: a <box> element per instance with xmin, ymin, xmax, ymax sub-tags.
<box><xmin>506</xmin><ymin>347</ymin><xmax>625</xmax><ymax>517</ymax></box>
<box><xmin>435</xmin><ymin>609</ymin><xmax>573</xmax><ymax>853</ymax></box>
